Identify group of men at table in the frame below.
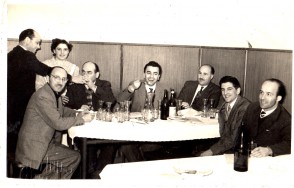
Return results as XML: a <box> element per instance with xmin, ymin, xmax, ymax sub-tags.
<box><xmin>7</xmin><ymin>28</ymin><xmax>291</xmax><ymax>179</ymax></box>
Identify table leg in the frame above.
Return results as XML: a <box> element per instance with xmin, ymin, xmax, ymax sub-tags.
<box><xmin>81</xmin><ymin>137</ymin><xmax>87</xmax><ymax>179</ymax></box>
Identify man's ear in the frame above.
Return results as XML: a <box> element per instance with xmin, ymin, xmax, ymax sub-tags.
<box><xmin>236</xmin><ymin>88</ymin><xmax>241</xmax><ymax>95</ymax></box>
<box><xmin>96</xmin><ymin>72</ymin><xmax>100</xmax><ymax>79</ymax></box>
<box><xmin>277</xmin><ymin>95</ymin><xmax>282</xmax><ymax>102</ymax></box>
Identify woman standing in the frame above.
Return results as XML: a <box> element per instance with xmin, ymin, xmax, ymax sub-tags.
<box><xmin>35</xmin><ymin>38</ymin><xmax>82</xmax><ymax>90</ymax></box>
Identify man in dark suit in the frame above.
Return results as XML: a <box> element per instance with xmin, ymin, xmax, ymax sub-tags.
<box><xmin>177</xmin><ymin>64</ymin><xmax>221</xmax><ymax>156</ymax></box>
<box><xmin>64</xmin><ymin>61</ymin><xmax>117</xmax><ymax>178</ymax></box>
<box><xmin>200</xmin><ymin>76</ymin><xmax>251</xmax><ymax>156</ymax></box>
<box><xmin>65</xmin><ymin>61</ymin><xmax>116</xmax><ymax>110</ymax></box>
<box><xmin>15</xmin><ymin>66</ymin><xmax>93</xmax><ymax>179</ymax></box>
<box><xmin>243</xmin><ymin>78</ymin><xmax>291</xmax><ymax>157</ymax></box>
<box><xmin>7</xmin><ymin>29</ymin><xmax>51</xmax><ymax>153</ymax></box>
<box><xmin>178</xmin><ymin>64</ymin><xmax>221</xmax><ymax>111</ymax></box>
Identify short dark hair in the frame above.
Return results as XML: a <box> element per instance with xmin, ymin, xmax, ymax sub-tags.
<box><xmin>264</xmin><ymin>78</ymin><xmax>286</xmax><ymax>104</ymax></box>
<box><xmin>51</xmin><ymin>38</ymin><xmax>73</xmax><ymax>56</ymax></box>
<box><xmin>82</xmin><ymin>61</ymin><xmax>100</xmax><ymax>73</ymax></box>
<box><xmin>144</xmin><ymin>61</ymin><xmax>162</xmax><ymax>75</ymax></box>
<box><xmin>19</xmin><ymin>29</ymin><xmax>35</xmax><ymax>42</ymax></box>
<box><xmin>201</xmin><ymin>64</ymin><xmax>215</xmax><ymax>75</ymax></box>
<box><xmin>219</xmin><ymin>76</ymin><xmax>241</xmax><ymax>89</ymax></box>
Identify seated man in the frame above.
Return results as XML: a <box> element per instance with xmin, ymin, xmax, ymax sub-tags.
<box><xmin>117</xmin><ymin>61</ymin><xmax>166</xmax><ymax>159</ymax></box>
<box><xmin>200</xmin><ymin>76</ymin><xmax>251</xmax><ymax>156</ymax></box>
<box><xmin>64</xmin><ymin>61</ymin><xmax>117</xmax><ymax>178</ymax></box>
<box><xmin>178</xmin><ymin>64</ymin><xmax>221</xmax><ymax>155</ymax></box>
<box><xmin>243</xmin><ymin>78</ymin><xmax>291</xmax><ymax>157</ymax></box>
<box><xmin>178</xmin><ymin>64</ymin><xmax>221</xmax><ymax>111</ymax></box>
<box><xmin>15</xmin><ymin>66</ymin><xmax>93</xmax><ymax>179</ymax></box>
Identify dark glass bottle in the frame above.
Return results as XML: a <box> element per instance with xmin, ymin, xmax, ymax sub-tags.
<box><xmin>160</xmin><ymin>89</ymin><xmax>169</xmax><ymax>120</ymax></box>
<box><xmin>168</xmin><ymin>89</ymin><xmax>177</xmax><ymax>118</ymax></box>
<box><xmin>234</xmin><ymin>123</ymin><xmax>249</xmax><ymax>172</ymax></box>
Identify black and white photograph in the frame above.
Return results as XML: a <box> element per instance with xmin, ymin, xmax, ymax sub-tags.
<box><xmin>1</xmin><ymin>0</ymin><xmax>293</xmax><ymax>187</ymax></box>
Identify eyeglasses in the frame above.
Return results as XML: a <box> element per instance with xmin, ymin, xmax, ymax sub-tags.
<box><xmin>50</xmin><ymin>74</ymin><xmax>68</xmax><ymax>82</ymax></box>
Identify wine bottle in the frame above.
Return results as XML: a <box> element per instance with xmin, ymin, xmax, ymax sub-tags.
<box><xmin>160</xmin><ymin>89</ymin><xmax>169</xmax><ymax>120</ymax></box>
<box><xmin>168</xmin><ymin>89</ymin><xmax>177</xmax><ymax>118</ymax></box>
<box><xmin>234</xmin><ymin>123</ymin><xmax>249</xmax><ymax>172</ymax></box>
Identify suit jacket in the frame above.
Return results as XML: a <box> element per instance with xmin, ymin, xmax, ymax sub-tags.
<box><xmin>210</xmin><ymin>96</ymin><xmax>251</xmax><ymax>155</ymax></box>
<box><xmin>7</xmin><ymin>45</ymin><xmax>51</xmax><ymax>125</ymax></box>
<box><xmin>178</xmin><ymin>81</ymin><xmax>221</xmax><ymax>111</ymax></box>
<box><xmin>15</xmin><ymin>84</ymin><xmax>85</xmax><ymax>169</ymax></box>
<box><xmin>117</xmin><ymin>82</ymin><xmax>166</xmax><ymax>112</ymax></box>
<box><xmin>65</xmin><ymin>79</ymin><xmax>116</xmax><ymax>111</ymax></box>
<box><xmin>243</xmin><ymin>102</ymin><xmax>291</xmax><ymax>156</ymax></box>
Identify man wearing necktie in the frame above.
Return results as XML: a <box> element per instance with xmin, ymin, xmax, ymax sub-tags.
<box><xmin>117</xmin><ymin>61</ymin><xmax>168</xmax><ymax>162</ymax></box>
<box><xmin>15</xmin><ymin>67</ymin><xmax>92</xmax><ymax>179</ymax></box>
<box><xmin>64</xmin><ymin>61</ymin><xmax>117</xmax><ymax>178</ymax></box>
<box><xmin>200</xmin><ymin>76</ymin><xmax>251</xmax><ymax>156</ymax></box>
<box><xmin>242</xmin><ymin>78</ymin><xmax>291</xmax><ymax>157</ymax></box>
<box><xmin>117</xmin><ymin>61</ymin><xmax>166</xmax><ymax>112</ymax></box>
<box><xmin>178</xmin><ymin>64</ymin><xmax>221</xmax><ymax>111</ymax></box>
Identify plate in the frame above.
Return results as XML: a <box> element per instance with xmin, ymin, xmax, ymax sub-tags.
<box><xmin>178</xmin><ymin>108</ymin><xmax>203</xmax><ymax>117</ymax></box>
<box><xmin>167</xmin><ymin>116</ymin><xmax>189</xmax><ymax>122</ymax></box>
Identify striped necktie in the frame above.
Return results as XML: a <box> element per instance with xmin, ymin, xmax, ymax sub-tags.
<box><xmin>86</xmin><ymin>88</ymin><xmax>93</xmax><ymax>107</ymax></box>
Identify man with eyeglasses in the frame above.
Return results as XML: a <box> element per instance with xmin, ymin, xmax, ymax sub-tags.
<box><xmin>7</xmin><ymin>29</ymin><xmax>51</xmax><ymax>169</ymax></box>
<box><xmin>15</xmin><ymin>66</ymin><xmax>93</xmax><ymax>179</ymax></box>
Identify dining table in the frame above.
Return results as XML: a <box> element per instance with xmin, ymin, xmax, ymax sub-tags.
<box><xmin>100</xmin><ymin>154</ymin><xmax>294</xmax><ymax>187</ymax></box>
<box><xmin>68</xmin><ymin>114</ymin><xmax>220</xmax><ymax>179</ymax></box>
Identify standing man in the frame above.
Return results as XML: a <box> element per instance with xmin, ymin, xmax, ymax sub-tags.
<box><xmin>7</xmin><ymin>29</ymin><xmax>51</xmax><ymax>152</ymax></box>
<box><xmin>64</xmin><ymin>61</ymin><xmax>116</xmax><ymax>178</ymax></box>
<box><xmin>243</xmin><ymin>78</ymin><xmax>291</xmax><ymax>157</ymax></box>
<box><xmin>178</xmin><ymin>64</ymin><xmax>221</xmax><ymax>111</ymax></box>
<box><xmin>200</xmin><ymin>76</ymin><xmax>251</xmax><ymax>156</ymax></box>
<box><xmin>15</xmin><ymin>66</ymin><xmax>93</xmax><ymax>179</ymax></box>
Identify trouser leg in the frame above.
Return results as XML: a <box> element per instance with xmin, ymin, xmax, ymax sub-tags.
<box><xmin>35</xmin><ymin>143</ymin><xmax>80</xmax><ymax>179</ymax></box>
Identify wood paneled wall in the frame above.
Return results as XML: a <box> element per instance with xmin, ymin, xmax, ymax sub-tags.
<box><xmin>246</xmin><ymin>50</ymin><xmax>292</xmax><ymax>112</ymax></box>
<box><xmin>7</xmin><ymin>39</ymin><xmax>292</xmax><ymax>113</ymax></box>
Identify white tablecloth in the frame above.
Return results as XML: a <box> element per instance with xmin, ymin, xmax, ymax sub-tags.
<box><xmin>100</xmin><ymin>154</ymin><xmax>294</xmax><ymax>187</ymax></box>
<box><xmin>68</xmin><ymin>117</ymin><xmax>219</xmax><ymax>142</ymax></box>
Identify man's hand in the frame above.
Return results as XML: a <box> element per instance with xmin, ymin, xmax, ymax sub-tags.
<box><xmin>200</xmin><ymin>149</ymin><xmax>213</xmax><ymax>157</ymax></box>
<box><xmin>128</xmin><ymin>79</ymin><xmax>142</xmax><ymax>93</ymax></box>
<box><xmin>71</xmin><ymin>75</ymin><xmax>84</xmax><ymax>84</ymax></box>
<box><xmin>82</xmin><ymin>113</ymin><xmax>93</xmax><ymax>122</ymax></box>
<box><xmin>251</xmin><ymin>146</ymin><xmax>273</xmax><ymax>157</ymax></box>
<box><xmin>61</xmin><ymin>95</ymin><xmax>69</xmax><ymax>105</ymax></box>
<box><xmin>181</xmin><ymin>102</ymin><xmax>190</xmax><ymax>109</ymax></box>
<box><xmin>80</xmin><ymin>105</ymin><xmax>90</xmax><ymax>111</ymax></box>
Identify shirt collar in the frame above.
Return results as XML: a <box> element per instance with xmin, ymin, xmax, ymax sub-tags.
<box><xmin>145</xmin><ymin>84</ymin><xmax>156</xmax><ymax>92</ymax></box>
<box><xmin>261</xmin><ymin>106</ymin><xmax>277</xmax><ymax>117</ymax></box>
<box><xmin>19</xmin><ymin>44</ymin><xmax>27</xmax><ymax>51</ymax></box>
<box><xmin>228</xmin><ymin>97</ymin><xmax>238</xmax><ymax>108</ymax></box>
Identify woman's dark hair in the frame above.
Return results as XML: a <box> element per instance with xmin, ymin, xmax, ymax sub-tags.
<box><xmin>51</xmin><ymin>38</ymin><xmax>73</xmax><ymax>56</ymax></box>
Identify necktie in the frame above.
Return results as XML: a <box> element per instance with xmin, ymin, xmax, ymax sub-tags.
<box><xmin>190</xmin><ymin>86</ymin><xmax>204</xmax><ymax>106</ymax></box>
<box><xmin>196</xmin><ymin>87</ymin><xmax>204</xmax><ymax>98</ymax></box>
<box><xmin>86</xmin><ymin>88</ymin><xmax>94</xmax><ymax>107</ymax></box>
<box><xmin>260</xmin><ymin>110</ymin><xmax>266</xmax><ymax>118</ymax></box>
<box><xmin>149</xmin><ymin>88</ymin><xmax>153</xmax><ymax>93</ymax></box>
<box><xmin>225</xmin><ymin>104</ymin><xmax>231</xmax><ymax>120</ymax></box>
